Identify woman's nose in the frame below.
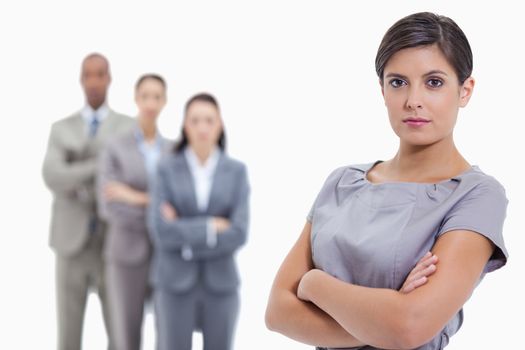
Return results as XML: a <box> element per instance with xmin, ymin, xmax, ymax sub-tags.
<box><xmin>406</xmin><ymin>87</ymin><xmax>423</xmax><ymax>110</ymax></box>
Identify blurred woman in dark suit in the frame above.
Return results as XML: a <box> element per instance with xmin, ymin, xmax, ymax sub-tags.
<box><xmin>149</xmin><ymin>93</ymin><xmax>250</xmax><ymax>350</ymax></box>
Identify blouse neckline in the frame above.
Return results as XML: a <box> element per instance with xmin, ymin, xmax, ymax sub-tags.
<box><xmin>362</xmin><ymin>160</ymin><xmax>478</xmax><ymax>186</ymax></box>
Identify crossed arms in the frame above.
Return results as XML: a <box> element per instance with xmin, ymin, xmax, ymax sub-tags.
<box><xmin>265</xmin><ymin>222</ymin><xmax>493</xmax><ymax>349</ymax></box>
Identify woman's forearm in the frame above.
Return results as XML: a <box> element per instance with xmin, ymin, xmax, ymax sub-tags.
<box><xmin>266</xmin><ymin>288</ymin><xmax>366</xmax><ymax>348</ymax></box>
<box><xmin>266</xmin><ymin>222</ymin><xmax>365</xmax><ymax>348</ymax></box>
<box><xmin>299</xmin><ymin>269</ymin><xmax>415</xmax><ymax>349</ymax></box>
<box><xmin>130</xmin><ymin>189</ymin><xmax>149</xmax><ymax>206</ymax></box>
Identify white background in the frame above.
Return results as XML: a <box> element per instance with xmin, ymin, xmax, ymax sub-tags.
<box><xmin>1</xmin><ymin>0</ymin><xmax>523</xmax><ymax>349</ymax></box>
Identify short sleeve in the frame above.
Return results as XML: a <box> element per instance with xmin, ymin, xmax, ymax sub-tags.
<box><xmin>437</xmin><ymin>179</ymin><xmax>509</xmax><ymax>273</ymax></box>
<box><xmin>306</xmin><ymin>196</ymin><xmax>317</xmax><ymax>223</ymax></box>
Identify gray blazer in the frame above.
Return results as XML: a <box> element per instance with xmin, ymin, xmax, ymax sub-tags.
<box><xmin>148</xmin><ymin>151</ymin><xmax>250</xmax><ymax>293</ymax></box>
<box><xmin>97</xmin><ymin>128</ymin><xmax>171</xmax><ymax>265</ymax></box>
<box><xmin>43</xmin><ymin>111</ymin><xmax>135</xmax><ymax>256</ymax></box>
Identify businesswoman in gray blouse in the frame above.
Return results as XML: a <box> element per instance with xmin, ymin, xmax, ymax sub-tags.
<box><xmin>148</xmin><ymin>93</ymin><xmax>249</xmax><ymax>350</ymax></box>
<box><xmin>97</xmin><ymin>74</ymin><xmax>171</xmax><ymax>350</ymax></box>
<box><xmin>266</xmin><ymin>12</ymin><xmax>508</xmax><ymax>350</ymax></box>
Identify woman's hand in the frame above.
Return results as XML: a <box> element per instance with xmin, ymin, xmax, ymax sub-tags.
<box><xmin>104</xmin><ymin>181</ymin><xmax>147</xmax><ymax>205</ymax></box>
<box><xmin>298</xmin><ymin>252</ymin><xmax>438</xmax><ymax>302</ymax></box>
<box><xmin>159</xmin><ymin>204</ymin><xmax>230</xmax><ymax>233</ymax></box>
<box><xmin>297</xmin><ymin>269</ymin><xmax>325</xmax><ymax>302</ymax></box>
<box><xmin>213</xmin><ymin>217</ymin><xmax>231</xmax><ymax>233</ymax></box>
<box><xmin>400</xmin><ymin>252</ymin><xmax>438</xmax><ymax>293</ymax></box>
<box><xmin>161</xmin><ymin>202</ymin><xmax>178</xmax><ymax>221</ymax></box>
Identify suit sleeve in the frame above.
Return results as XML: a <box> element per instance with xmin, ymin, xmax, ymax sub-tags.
<box><xmin>190</xmin><ymin>164</ymin><xmax>250</xmax><ymax>260</ymax></box>
<box><xmin>97</xmin><ymin>142</ymin><xmax>145</xmax><ymax>225</ymax></box>
<box><xmin>42</xmin><ymin>122</ymin><xmax>97</xmax><ymax>195</ymax></box>
<box><xmin>148</xmin><ymin>161</ymin><xmax>211</xmax><ymax>250</ymax></box>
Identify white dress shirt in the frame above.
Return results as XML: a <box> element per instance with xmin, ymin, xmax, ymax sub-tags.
<box><xmin>184</xmin><ymin>146</ymin><xmax>221</xmax><ymax>212</ymax></box>
<box><xmin>181</xmin><ymin>147</ymin><xmax>221</xmax><ymax>260</ymax></box>
<box><xmin>81</xmin><ymin>103</ymin><xmax>109</xmax><ymax>135</ymax></box>
<box><xmin>75</xmin><ymin>104</ymin><xmax>110</xmax><ymax>204</ymax></box>
<box><xmin>134</xmin><ymin>127</ymin><xmax>164</xmax><ymax>180</ymax></box>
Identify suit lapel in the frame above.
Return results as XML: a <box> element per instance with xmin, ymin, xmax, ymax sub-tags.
<box><xmin>66</xmin><ymin>114</ymin><xmax>95</xmax><ymax>160</ymax></box>
<box><xmin>174</xmin><ymin>154</ymin><xmax>200</xmax><ymax>214</ymax></box>
<box><xmin>161</xmin><ymin>136</ymin><xmax>173</xmax><ymax>154</ymax></box>
<box><xmin>71</xmin><ymin>113</ymin><xmax>88</xmax><ymax>145</ymax></box>
<box><xmin>126</xmin><ymin>131</ymin><xmax>149</xmax><ymax>185</ymax></box>
<box><xmin>207</xmin><ymin>153</ymin><xmax>229</xmax><ymax>213</ymax></box>
<box><xmin>95</xmin><ymin>109</ymin><xmax>118</xmax><ymax>142</ymax></box>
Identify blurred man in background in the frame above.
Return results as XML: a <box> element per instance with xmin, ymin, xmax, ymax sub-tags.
<box><xmin>43</xmin><ymin>53</ymin><xmax>134</xmax><ymax>350</ymax></box>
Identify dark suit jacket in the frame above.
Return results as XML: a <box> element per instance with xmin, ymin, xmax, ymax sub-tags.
<box><xmin>42</xmin><ymin>110</ymin><xmax>134</xmax><ymax>256</ymax></box>
<box><xmin>97</xmin><ymin>128</ymin><xmax>172</xmax><ymax>265</ymax></box>
<box><xmin>148</xmin><ymin>151</ymin><xmax>250</xmax><ymax>293</ymax></box>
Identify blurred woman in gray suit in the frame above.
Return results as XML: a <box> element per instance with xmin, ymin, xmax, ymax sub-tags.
<box><xmin>97</xmin><ymin>74</ymin><xmax>171</xmax><ymax>350</ymax></box>
<box><xmin>149</xmin><ymin>93</ymin><xmax>250</xmax><ymax>350</ymax></box>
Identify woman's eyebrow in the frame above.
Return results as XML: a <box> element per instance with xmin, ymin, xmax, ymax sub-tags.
<box><xmin>384</xmin><ymin>72</ymin><xmax>408</xmax><ymax>80</ymax></box>
<box><xmin>384</xmin><ymin>70</ymin><xmax>449</xmax><ymax>80</ymax></box>
<box><xmin>423</xmin><ymin>69</ymin><xmax>448</xmax><ymax>77</ymax></box>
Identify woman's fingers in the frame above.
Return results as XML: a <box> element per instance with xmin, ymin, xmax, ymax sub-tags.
<box><xmin>402</xmin><ymin>276</ymin><xmax>428</xmax><ymax>293</ymax></box>
<box><xmin>409</xmin><ymin>253</ymin><xmax>431</xmax><ymax>274</ymax></box>
<box><xmin>401</xmin><ymin>252</ymin><xmax>439</xmax><ymax>293</ymax></box>
<box><xmin>410</xmin><ymin>253</ymin><xmax>438</xmax><ymax>276</ymax></box>
<box><xmin>161</xmin><ymin>202</ymin><xmax>177</xmax><ymax>220</ymax></box>
<box><xmin>104</xmin><ymin>185</ymin><xmax>120</xmax><ymax>200</ymax></box>
<box><xmin>407</xmin><ymin>264</ymin><xmax>437</xmax><ymax>284</ymax></box>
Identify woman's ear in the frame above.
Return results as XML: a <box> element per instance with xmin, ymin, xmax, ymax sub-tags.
<box><xmin>459</xmin><ymin>76</ymin><xmax>475</xmax><ymax>108</ymax></box>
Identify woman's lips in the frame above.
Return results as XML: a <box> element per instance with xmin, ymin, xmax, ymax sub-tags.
<box><xmin>403</xmin><ymin>118</ymin><xmax>431</xmax><ymax>127</ymax></box>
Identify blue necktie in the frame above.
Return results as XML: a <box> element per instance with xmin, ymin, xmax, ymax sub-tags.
<box><xmin>88</xmin><ymin>216</ymin><xmax>98</xmax><ymax>235</ymax></box>
<box><xmin>89</xmin><ymin>113</ymin><xmax>99</xmax><ymax>137</ymax></box>
<box><xmin>88</xmin><ymin>113</ymin><xmax>99</xmax><ymax>234</ymax></box>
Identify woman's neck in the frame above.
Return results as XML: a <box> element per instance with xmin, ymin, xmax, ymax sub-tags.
<box><xmin>382</xmin><ymin>137</ymin><xmax>470</xmax><ymax>183</ymax></box>
<box><xmin>190</xmin><ymin>145</ymin><xmax>215</xmax><ymax>165</ymax></box>
<box><xmin>139</xmin><ymin>119</ymin><xmax>157</xmax><ymax>142</ymax></box>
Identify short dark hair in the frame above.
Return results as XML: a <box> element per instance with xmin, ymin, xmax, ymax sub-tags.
<box><xmin>135</xmin><ymin>73</ymin><xmax>167</xmax><ymax>91</ymax></box>
<box><xmin>375</xmin><ymin>12</ymin><xmax>473</xmax><ymax>84</ymax></box>
<box><xmin>82</xmin><ymin>52</ymin><xmax>110</xmax><ymax>72</ymax></box>
<box><xmin>174</xmin><ymin>92</ymin><xmax>226</xmax><ymax>152</ymax></box>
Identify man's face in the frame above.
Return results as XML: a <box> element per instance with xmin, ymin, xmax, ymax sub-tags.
<box><xmin>80</xmin><ymin>55</ymin><xmax>111</xmax><ymax>109</ymax></box>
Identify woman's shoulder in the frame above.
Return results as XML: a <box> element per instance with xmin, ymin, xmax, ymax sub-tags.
<box><xmin>456</xmin><ymin>166</ymin><xmax>507</xmax><ymax>197</ymax></box>
<box><xmin>157</xmin><ymin>151</ymin><xmax>183</xmax><ymax>171</ymax></box>
<box><xmin>221</xmin><ymin>153</ymin><xmax>247</xmax><ymax>173</ymax></box>
<box><xmin>105</xmin><ymin>129</ymin><xmax>136</xmax><ymax>152</ymax></box>
<box><xmin>160</xmin><ymin>137</ymin><xmax>175</xmax><ymax>151</ymax></box>
<box><xmin>320</xmin><ymin>162</ymin><xmax>376</xmax><ymax>187</ymax></box>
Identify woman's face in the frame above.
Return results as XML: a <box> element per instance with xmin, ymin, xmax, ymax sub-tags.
<box><xmin>184</xmin><ymin>100</ymin><xmax>223</xmax><ymax>150</ymax></box>
<box><xmin>135</xmin><ymin>78</ymin><xmax>166</xmax><ymax>122</ymax></box>
<box><xmin>381</xmin><ymin>44</ymin><xmax>474</xmax><ymax>147</ymax></box>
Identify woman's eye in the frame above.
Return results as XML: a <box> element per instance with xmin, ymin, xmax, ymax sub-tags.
<box><xmin>427</xmin><ymin>78</ymin><xmax>443</xmax><ymax>88</ymax></box>
<box><xmin>389</xmin><ymin>79</ymin><xmax>406</xmax><ymax>88</ymax></box>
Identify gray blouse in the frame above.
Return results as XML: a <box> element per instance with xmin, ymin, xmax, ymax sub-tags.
<box><xmin>308</xmin><ymin>162</ymin><xmax>508</xmax><ymax>350</ymax></box>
